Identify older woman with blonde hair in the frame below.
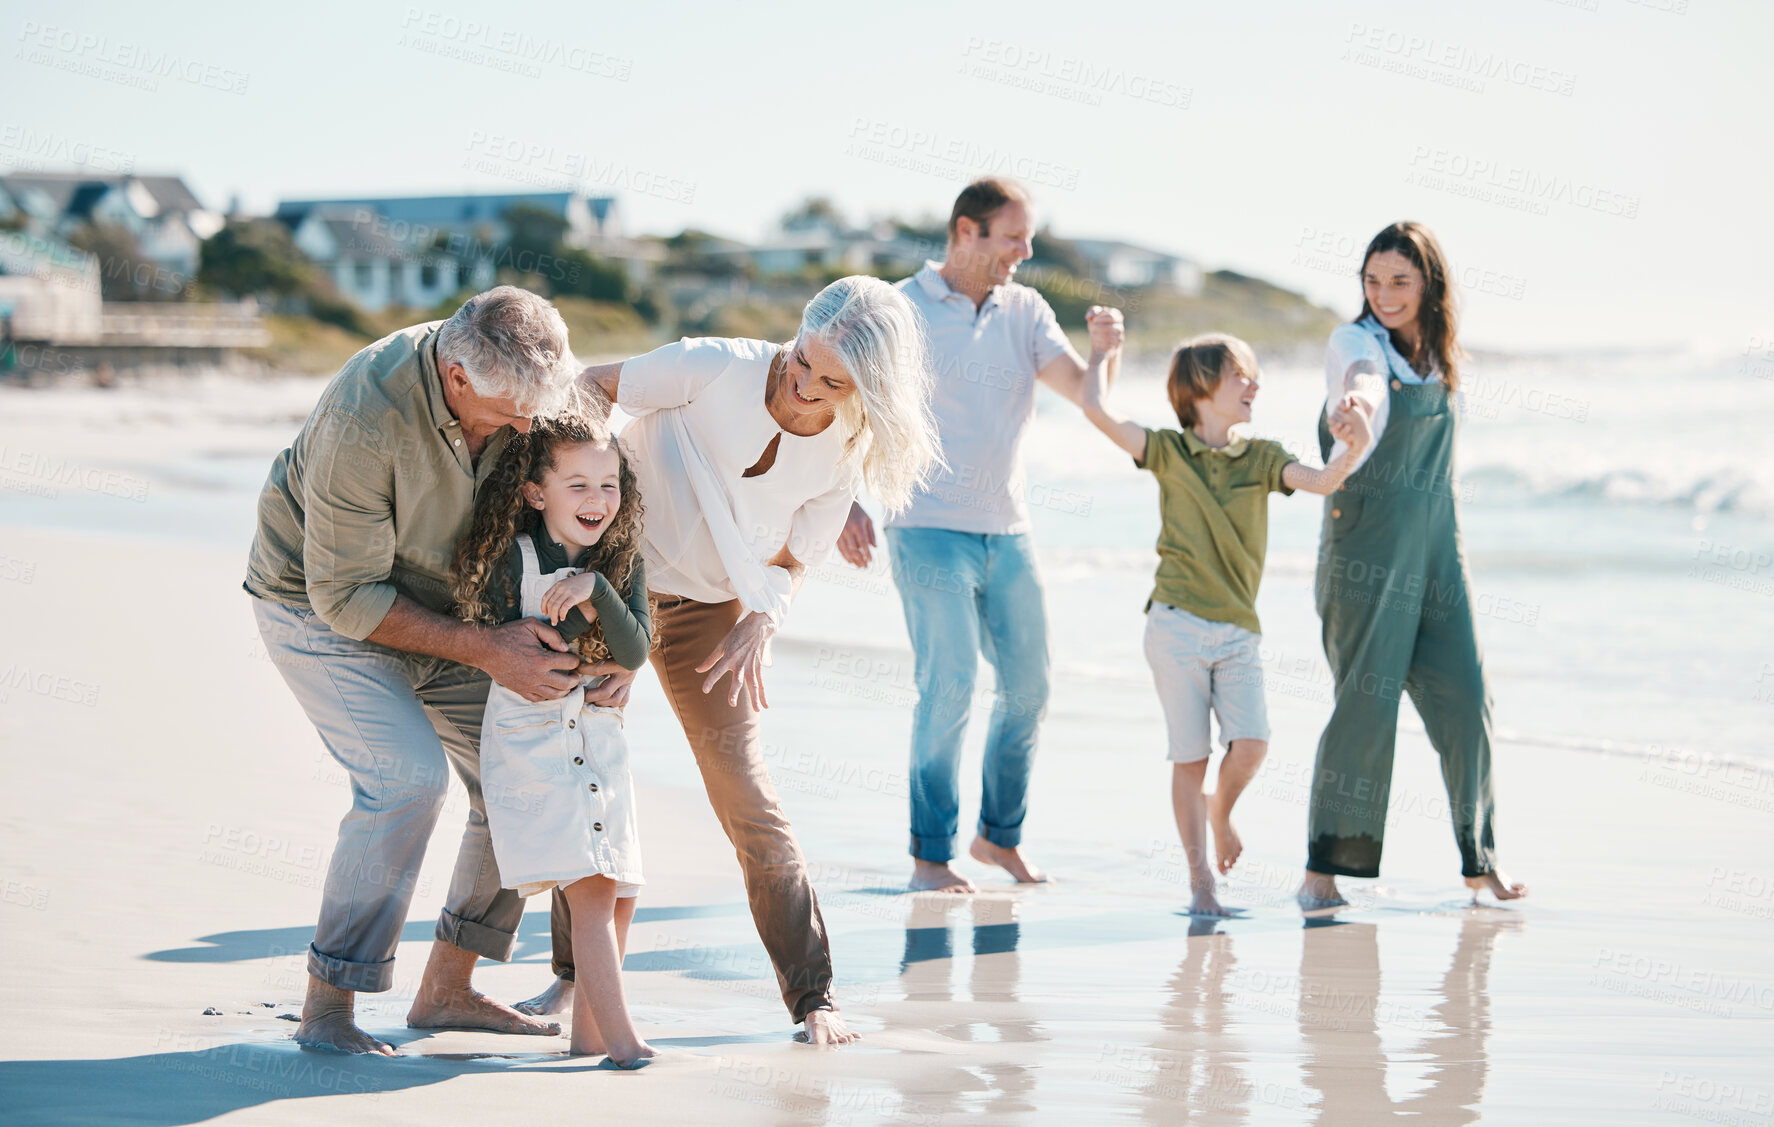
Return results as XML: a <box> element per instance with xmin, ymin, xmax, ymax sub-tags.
<box><xmin>518</xmin><ymin>276</ymin><xmax>940</xmax><ymax>1045</ymax></box>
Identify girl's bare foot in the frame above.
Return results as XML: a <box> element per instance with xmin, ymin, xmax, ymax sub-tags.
<box><xmin>969</xmin><ymin>837</ymin><xmax>1049</xmax><ymax>884</ymax></box>
<box><xmin>1206</xmin><ymin>791</ymin><xmax>1243</xmax><ymax>875</ymax></box>
<box><xmin>1466</xmin><ymin>870</ymin><xmax>1529</xmax><ymax>901</ymax></box>
<box><xmin>604</xmin><ymin>1041</ymin><xmax>657</xmax><ymax>1070</ymax></box>
<box><xmin>910</xmin><ymin>859</ymin><xmax>975</xmax><ymax>893</ymax></box>
<box><xmin>514</xmin><ymin>975</ymin><xmax>574</xmax><ymax>1017</ymax></box>
<box><xmin>1296</xmin><ymin>870</ymin><xmax>1347</xmax><ymax>911</ymax></box>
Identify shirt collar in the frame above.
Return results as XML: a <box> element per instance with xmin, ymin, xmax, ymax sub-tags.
<box><xmin>914</xmin><ymin>260</ymin><xmax>999</xmax><ymax>311</ymax></box>
<box><xmin>1181</xmin><ymin>427</ymin><xmax>1250</xmax><ymax>458</ymax></box>
<box><xmin>417</xmin><ymin>327</ymin><xmax>460</xmax><ymax>436</ymax></box>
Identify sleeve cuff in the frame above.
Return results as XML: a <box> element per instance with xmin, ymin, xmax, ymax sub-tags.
<box><xmin>314</xmin><ymin>581</ymin><xmax>399</xmax><ymax>641</ymax></box>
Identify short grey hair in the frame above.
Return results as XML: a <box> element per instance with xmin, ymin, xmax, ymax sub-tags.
<box><xmin>434</xmin><ymin>286</ymin><xmax>576</xmax><ymax>416</ymax></box>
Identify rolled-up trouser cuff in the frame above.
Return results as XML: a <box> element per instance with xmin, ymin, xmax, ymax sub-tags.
<box><xmin>978</xmin><ymin>821</ymin><xmax>1021</xmax><ymax>849</ymax></box>
<box><xmin>909</xmin><ymin>833</ymin><xmax>954</xmax><ymax>863</ymax></box>
<box><xmin>437</xmin><ymin>908</ymin><xmax>516</xmax><ymax>962</ymax></box>
<box><xmin>307</xmin><ymin>943</ymin><xmax>395</xmax><ymax>993</ymax></box>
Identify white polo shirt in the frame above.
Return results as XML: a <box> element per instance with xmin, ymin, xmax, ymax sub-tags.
<box><xmin>890</xmin><ymin>261</ymin><xmax>1074</xmax><ymax>535</ymax></box>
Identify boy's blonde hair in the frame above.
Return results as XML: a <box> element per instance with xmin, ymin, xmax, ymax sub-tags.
<box><xmin>1167</xmin><ymin>333</ymin><xmax>1259</xmax><ymax>429</ymax></box>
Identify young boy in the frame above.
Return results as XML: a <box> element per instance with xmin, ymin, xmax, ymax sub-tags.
<box><xmin>1080</xmin><ymin>325</ymin><xmax>1372</xmax><ymax>916</ymax></box>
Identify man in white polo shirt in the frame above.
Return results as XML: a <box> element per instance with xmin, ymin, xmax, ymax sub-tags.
<box><xmin>842</xmin><ymin>177</ymin><xmax>1123</xmax><ymax>892</ymax></box>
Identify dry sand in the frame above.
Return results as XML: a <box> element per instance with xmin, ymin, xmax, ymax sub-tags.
<box><xmin>2</xmin><ymin>376</ymin><xmax>1772</xmax><ymax>1125</ymax></box>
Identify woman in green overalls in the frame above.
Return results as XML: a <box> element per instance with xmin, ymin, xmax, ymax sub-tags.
<box><xmin>1298</xmin><ymin>221</ymin><xmax>1528</xmax><ymax>909</ymax></box>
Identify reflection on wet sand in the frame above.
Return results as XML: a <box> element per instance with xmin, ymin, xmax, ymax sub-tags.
<box><xmin>1299</xmin><ymin>913</ymin><xmax>1521</xmax><ymax>1125</ymax></box>
<box><xmin>1131</xmin><ymin>911</ymin><xmax>1521</xmax><ymax>1124</ymax></box>
<box><xmin>899</xmin><ymin>896</ymin><xmax>1043</xmax><ymax>1118</ymax></box>
<box><xmin>1139</xmin><ymin>922</ymin><xmax>1255</xmax><ymax>1124</ymax></box>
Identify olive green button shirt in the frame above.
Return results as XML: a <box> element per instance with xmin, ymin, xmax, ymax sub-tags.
<box><xmin>244</xmin><ymin>322</ymin><xmax>513</xmax><ymax>640</ymax></box>
<box><xmin>1136</xmin><ymin>427</ymin><xmax>1297</xmax><ymax>635</ymax></box>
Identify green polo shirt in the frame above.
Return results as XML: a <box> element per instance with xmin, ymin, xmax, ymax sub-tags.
<box><xmin>1136</xmin><ymin>427</ymin><xmax>1296</xmax><ymax>635</ymax></box>
<box><xmin>244</xmin><ymin>322</ymin><xmax>513</xmax><ymax>640</ymax></box>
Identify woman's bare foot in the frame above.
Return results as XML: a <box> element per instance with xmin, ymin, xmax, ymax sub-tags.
<box><xmin>1465</xmin><ymin>870</ymin><xmax>1529</xmax><ymax>901</ymax></box>
<box><xmin>1206</xmin><ymin>791</ymin><xmax>1242</xmax><ymax>875</ymax></box>
<box><xmin>514</xmin><ymin>975</ymin><xmax>574</xmax><ymax>1017</ymax></box>
<box><xmin>910</xmin><ymin>859</ymin><xmax>975</xmax><ymax>893</ymax></box>
<box><xmin>969</xmin><ymin>837</ymin><xmax>1049</xmax><ymax>884</ymax></box>
<box><xmin>1188</xmin><ymin>885</ymin><xmax>1231</xmax><ymax>918</ymax></box>
<box><xmin>803</xmin><ymin>1008</ymin><xmax>860</xmax><ymax>1045</ymax></box>
<box><xmin>408</xmin><ymin>984</ymin><xmax>561</xmax><ymax>1036</ymax></box>
<box><xmin>1296</xmin><ymin>869</ymin><xmax>1347</xmax><ymax>911</ymax></box>
<box><xmin>296</xmin><ymin>976</ymin><xmax>396</xmax><ymax>1055</ymax></box>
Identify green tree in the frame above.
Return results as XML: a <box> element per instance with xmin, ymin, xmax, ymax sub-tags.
<box><xmin>197</xmin><ymin>219</ymin><xmax>311</xmax><ymax>299</ymax></box>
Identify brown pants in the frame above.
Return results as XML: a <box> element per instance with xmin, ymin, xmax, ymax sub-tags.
<box><xmin>547</xmin><ymin>596</ymin><xmax>836</xmax><ymax>1022</ymax></box>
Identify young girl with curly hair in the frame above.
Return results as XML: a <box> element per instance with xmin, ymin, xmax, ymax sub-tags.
<box><xmin>450</xmin><ymin>399</ymin><xmax>656</xmax><ymax>1066</ymax></box>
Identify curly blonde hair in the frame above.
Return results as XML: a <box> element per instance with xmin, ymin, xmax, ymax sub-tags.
<box><xmin>450</xmin><ymin>395</ymin><xmax>651</xmax><ymax>663</ymax></box>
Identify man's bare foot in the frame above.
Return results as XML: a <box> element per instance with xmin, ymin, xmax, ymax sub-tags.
<box><xmin>1207</xmin><ymin>792</ymin><xmax>1243</xmax><ymax>875</ymax></box>
<box><xmin>408</xmin><ymin>986</ymin><xmax>561</xmax><ymax>1036</ymax></box>
<box><xmin>910</xmin><ymin>859</ymin><xmax>975</xmax><ymax>893</ymax></box>
<box><xmin>1296</xmin><ymin>870</ymin><xmax>1347</xmax><ymax>911</ymax></box>
<box><xmin>514</xmin><ymin>975</ymin><xmax>574</xmax><ymax>1017</ymax></box>
<box><xmin>296</xmin><ymin>976</ymin><xmax>396</xmax><ymax>1056</ymax></box>
<box><xmin>802</xmin><ymin>1008</ymin><xmax>859</xmax><ymax>1045</ymax></box>
<box><xmin>1189</xmin><ymin>886</ymin><xmax>1231</xmax><ymax>918</ymax></box>
<box><xmin>1465</xmin><ymin>870</ymin><xmax>1529</xmax><ymax>901</ymax></box>
<box><xmin>968</xmin><ymin>837</ymin><xmax>1049</xmax><ymax>884</ymax></box>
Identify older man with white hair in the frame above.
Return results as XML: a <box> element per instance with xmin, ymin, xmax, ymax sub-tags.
<box><xmin>246</xmin><ymin>286</ymin><xmax>587</xmax><ymax>1054</ymax></box>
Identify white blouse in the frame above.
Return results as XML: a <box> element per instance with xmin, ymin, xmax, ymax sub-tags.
<box><xmin>1323</xmin><ymin>315</ymin><xmax>1461</xmax><ymax>473</ymax></box>
<box><xmin>617</xmin><ymin>336</ymin><xmax>859</xmax><ymax>612</ymax></box>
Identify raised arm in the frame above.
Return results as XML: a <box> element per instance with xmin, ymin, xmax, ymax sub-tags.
<box><xmin>578</xmin><ymin>360</ymin><xmax>623</xmax><ymax>401</ymax></box>
<box><xmin>1036</xmin><ymin>304</ymin><xmax>1123</xmax><ymax>408</ymax></box>
<box><xmin>1076</xmin><ymin>311</ymin><xmax>1144</xmax><ymax>461</ymax></box>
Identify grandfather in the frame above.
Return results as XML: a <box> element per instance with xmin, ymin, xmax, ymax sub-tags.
<box><xmin>245</xmin><ymin>286</ymin><xmax>588</xmax><ymax>1055</ymax></box>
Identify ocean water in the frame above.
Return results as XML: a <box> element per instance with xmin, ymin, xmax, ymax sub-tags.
<box><xmin>792</xmin><ymin>348</ymin><xmax>1774</xmax><ymax>774</ymax></box>
<box><xmin>1</xmin><ymin>349</ymin><xmax>1767</xmax><ymax>780</ymax></box>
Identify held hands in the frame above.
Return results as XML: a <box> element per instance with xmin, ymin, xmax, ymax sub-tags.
<box><xmin>696</xmin><ymin>610</ymin><xmax>777</xmax><ymax>710</ymax></box>
<box><xmin>478</xmin><ymin>619</ymin><xmax>581</xmax><ymax>703</ymax></box>
<box><xmin>1327</xmin><ymin>394</ymin><xmax>1375</xmax><ymax>452</ymax></box>
<box><xmin>1086</xmin><ymin>305</ymin><xmax>1125</xmax><ymax>357</ymax></box>
<box><xmin>537</xmin><ymin>570</ymin><xmax>603</xmax><ymax>626</ymax></box>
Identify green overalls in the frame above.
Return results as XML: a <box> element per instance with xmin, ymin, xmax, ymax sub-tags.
<box><xmin>1308</xmin><ymin>376</ymin><xmax>1497</xmax><ymax>879</ymax></box>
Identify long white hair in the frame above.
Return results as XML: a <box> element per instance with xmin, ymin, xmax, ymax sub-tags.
<box><xmin>796</xmin><ymin>276</ymin><xmax>941</xmax><ymax>512</ymax></box>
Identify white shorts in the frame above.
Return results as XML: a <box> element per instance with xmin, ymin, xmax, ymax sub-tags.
<box><xmin>1143</xmin><ymin>602</ymin><xmax>1270</xmax><ymax>763</ymax></box>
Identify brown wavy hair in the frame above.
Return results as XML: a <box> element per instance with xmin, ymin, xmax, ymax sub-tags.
<box><xmin>450</xmin><ymin>395</ymin><xmax>651</xmax><ymax>663</ymax></box>
<box><xmin>1356</xmin><ymin>221</ymin><xmax>1465</xmax><ymax>391</ymax></box>
<box><xmin>1167</xmin><ymin>333</ymin><xmax>1258</xmax><ymax>429</ymax></box>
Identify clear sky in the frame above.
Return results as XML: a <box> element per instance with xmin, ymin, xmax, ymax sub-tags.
<box><xmin>4</xmin><ymin>0</ymin><xmax>1769</xmax><ymax>352</ymax></box>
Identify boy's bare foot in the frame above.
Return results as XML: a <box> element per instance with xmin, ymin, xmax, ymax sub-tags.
<box><xmin>408</xmin><ymin>985</ymin><xmax>561</xmax><ymax>1036</ymax></box>
<box><xmin>1296</xmin><ymin>870</ymin><xmax>1347</xmax><ymax>911</ymax></box>
<box><xmin>1465</xmin><ymin>870</ymin><xmax>1529</xmax><ymax>901</ymax></box>
<box><xmin>1206</xmin><ymin>791</ymin><xmax>1243</xmax><ymax>875</ymax></box>
<box><xmin>514</xmin><ymin>975</ymin><xmax>574</xmax><ymax>1016</ymax></box>
<box><xmin>1188</xmin><ymin>886</ymin><xmax>1231</xmax><ymax>918</ymax></box>
<box><xmin>910</xmin><ymin>859</ymin><xmax>975</xmax><ymax>893</ymax></box>
<box><xmin>969</xmin><ymin>837</ymin><xmax>1049</xmax><ymax>884</ymax></box>
<box><xmin>296</xmin><ymin>978</ymin><xmax>396</xmax><ymax>1055</ymax></box>
<box><xmin>803</xmin><ymin>1008</ymin><xmax>859</xmax><ymax>1045</ymax></box>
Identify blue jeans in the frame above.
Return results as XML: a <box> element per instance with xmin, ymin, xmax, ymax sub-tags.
<box><xmin>886</xmin><ymin>528</ymin><xmax>1051</xmax><ymax>863</ymax></box>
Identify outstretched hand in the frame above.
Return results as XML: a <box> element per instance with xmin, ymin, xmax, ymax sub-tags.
<box><xmin>1328</xmin><ymin>394</ymin><xmax>1374</xmax><ymax>451</ymax></box>
<box><xmin>838</xmin><ymin>503</ymin><xmax>876</xmax><ymax>569</ymax></box>
<box><xmin>696</xmin><ymin>611</ymin><xmax>776</xmax><ymax>709</ymax></box>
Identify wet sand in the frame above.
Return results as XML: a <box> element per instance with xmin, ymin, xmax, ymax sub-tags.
<box><xmin>2</xmin><ymin>379</ymin><xmax>1772</xmax><ymax>1124</ymax></box>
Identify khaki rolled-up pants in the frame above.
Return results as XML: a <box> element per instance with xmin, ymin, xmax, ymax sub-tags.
<box><xmin>549</xmin><ymin>595</ymin><xmax>836</xmax><ymax>1022</ymax></box>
